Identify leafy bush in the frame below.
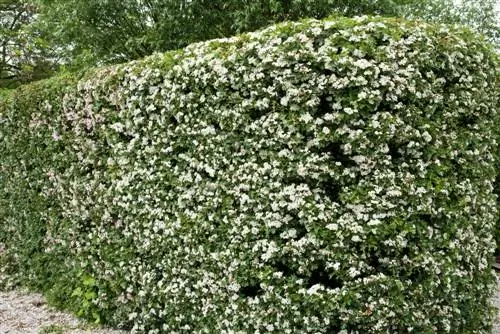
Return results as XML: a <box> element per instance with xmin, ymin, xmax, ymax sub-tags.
<box><xmin>0</xmin><ymin>15</ymin><xmax>498</xmax><ymax>333</ymax></box>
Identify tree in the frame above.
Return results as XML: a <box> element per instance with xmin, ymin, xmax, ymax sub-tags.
<box><xmin>402</xmin><ymin>0</ymin><xmax>499</xmax><ymax>45</ymax></box>
<box><xmin>29</xmin><ymin>0</ymin><xmax>500</xmax><ymax>71</ymax></box>
<box><xmin>0</xmin><ymin>0</ymin><xmax>57</xmax><ymax>89</ymax></box>
<box><xmin>31</xmin><ymin>0</ymin><xmax>432</xmax><ymax>68</ymax></box>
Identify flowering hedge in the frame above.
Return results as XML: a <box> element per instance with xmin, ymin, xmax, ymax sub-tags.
<box><xmin>0</xmin><ymin>15</ymin><xmax>498</xmax><ymax>333</ymax></box>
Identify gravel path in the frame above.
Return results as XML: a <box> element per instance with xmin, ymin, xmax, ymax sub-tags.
<box><xmin>0</xmin><ymin>289</ymin><xmax>126</xmax><ymax>334</ymax></box>
<box><xmin>1</xmin><ymin>277</ymin><xmax>499</xmax><ymax>333</ymax></box>
<box><xmin>493</xmin><ymin>273</ymin><xmax>500</xmax><ymax>334</ymax></box>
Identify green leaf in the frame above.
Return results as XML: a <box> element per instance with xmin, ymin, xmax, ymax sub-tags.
<box><xmin>82</xmin><ymin>275</ymin><xmax>95</xmax><ymax>286</ymax></box>
<box><xmin>71</xmin><ymin>287</ymin><xmax>82</xmax><ymax>297</ymax></box>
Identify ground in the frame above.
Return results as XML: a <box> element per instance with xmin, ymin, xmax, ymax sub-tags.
<box><xmin>0</xmin><ymin>289</ymin><xmax>124</xmax><ymax>334</ymax></box>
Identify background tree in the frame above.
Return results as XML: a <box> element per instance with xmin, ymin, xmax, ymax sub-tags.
<box><xmin>12</xmin><ymin>0</ymin><xmax>498</xmax><ymax>75</ymax></box>
<box><xmin>403</xmin><ymin>0</ymin><xmax>499</xmax><ymax>45</ymax></box>
<box><xmin>0</xmin><ymin>0</ymin><xmax>57</xmax><ymax>89</ymax></box>
<box><xmin>37</xmin><ymin>0</ymin><xmax>498</xmax><ymax>70</ymax></box>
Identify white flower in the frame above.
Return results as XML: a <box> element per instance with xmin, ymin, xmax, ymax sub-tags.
<box><xmin>306</xmin><ymin>284</ymin><xmax>323</xmax><ymax>295</ymax></box>
<box><xmin>300</xmin><ymin>112</ymin><xmax>313</xmax><ymax>123</ymax></box>
<box><xmin>325</xmin><ymin>223</ymin><xmax>338</xmax><ymax>230</ymax></box>
<box><xmin>351</xmin><ymin>235</ymin><xmax>361</xmax><ymax>242</ymax></box>
<box><xmin>344</xmin><ymin>107</ymin><xmax>355</xmax><ymax>115</ymax></box>
<box><xmin>422</xmin><ymin>131</ymin><xmax>432</xmax><ymax>142</ymax></box>
<box><xmin>353</xmin><ymin>59</ymin><xmax>372</xmax><ymax>69</ymax></box>
<box><xmin>367</xmin><ymin>219</ymin><xmax>381</xmax><ymax>226</ymax></box>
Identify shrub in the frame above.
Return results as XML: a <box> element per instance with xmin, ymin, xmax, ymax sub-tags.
<box><xmin>0</xmin><ymin>15</ymin><xmax>498</xmax><ymax>333</ymax></box>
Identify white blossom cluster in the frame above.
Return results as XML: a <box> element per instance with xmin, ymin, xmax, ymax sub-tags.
<box><xmin>0</xmin><ymin>16</ymin><xmax>498</xmax><ymax>333</ymax></box>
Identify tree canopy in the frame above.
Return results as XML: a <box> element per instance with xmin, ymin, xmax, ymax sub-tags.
<box><xmin>0</xmin><ymin>0</ymin><xmax>497</xmax><ymax>87</ymax></box>
<box><xmin>34</xmin><ymin>0</ymin><xmax>498</xmax><ymax>69</ymax></box>
<box><xmin>0</xmin><ymin>0</ymin><xmax>57</xmax><ymax>88</ymax></box>
<box><xmin>33</xmin><ymin>0</ymin><xmax>414</xmax><ymax>67</ymax></box>
<box><xmin>404</xmin><ymin>0</ymin><xmax>499</xmax><ymax>44</ymax></box>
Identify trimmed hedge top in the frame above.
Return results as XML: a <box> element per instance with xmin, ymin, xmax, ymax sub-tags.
<box><xmin>0</xmin><ymin>15</ymin><xmax>498</xmax><ymax>333</ymax></box>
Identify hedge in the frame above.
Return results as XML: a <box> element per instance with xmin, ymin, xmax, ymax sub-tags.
<box><xmin>0</xmin><ymin>15</ymin><xmax>498</xmax><ymax>333</ymax></box>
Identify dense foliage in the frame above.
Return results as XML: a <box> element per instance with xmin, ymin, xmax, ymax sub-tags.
<box><xmin>0</xmin><ymin>15</ymin><xmax>498</xmax><ymax>333</ymax></box>
<box><xmin>2</xmin><ymin>0</ymin><xmax>497</xmax><ymax>88</ymax></box>
<box><xmin>0</xmin><ymin>0</ymin><xmax>57</xmax><ymax>88</ymax></box>
<box><xmin>33</xmin><ymin>0</ymin><xmax>499</xmax><ymax>69</ymax></box>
